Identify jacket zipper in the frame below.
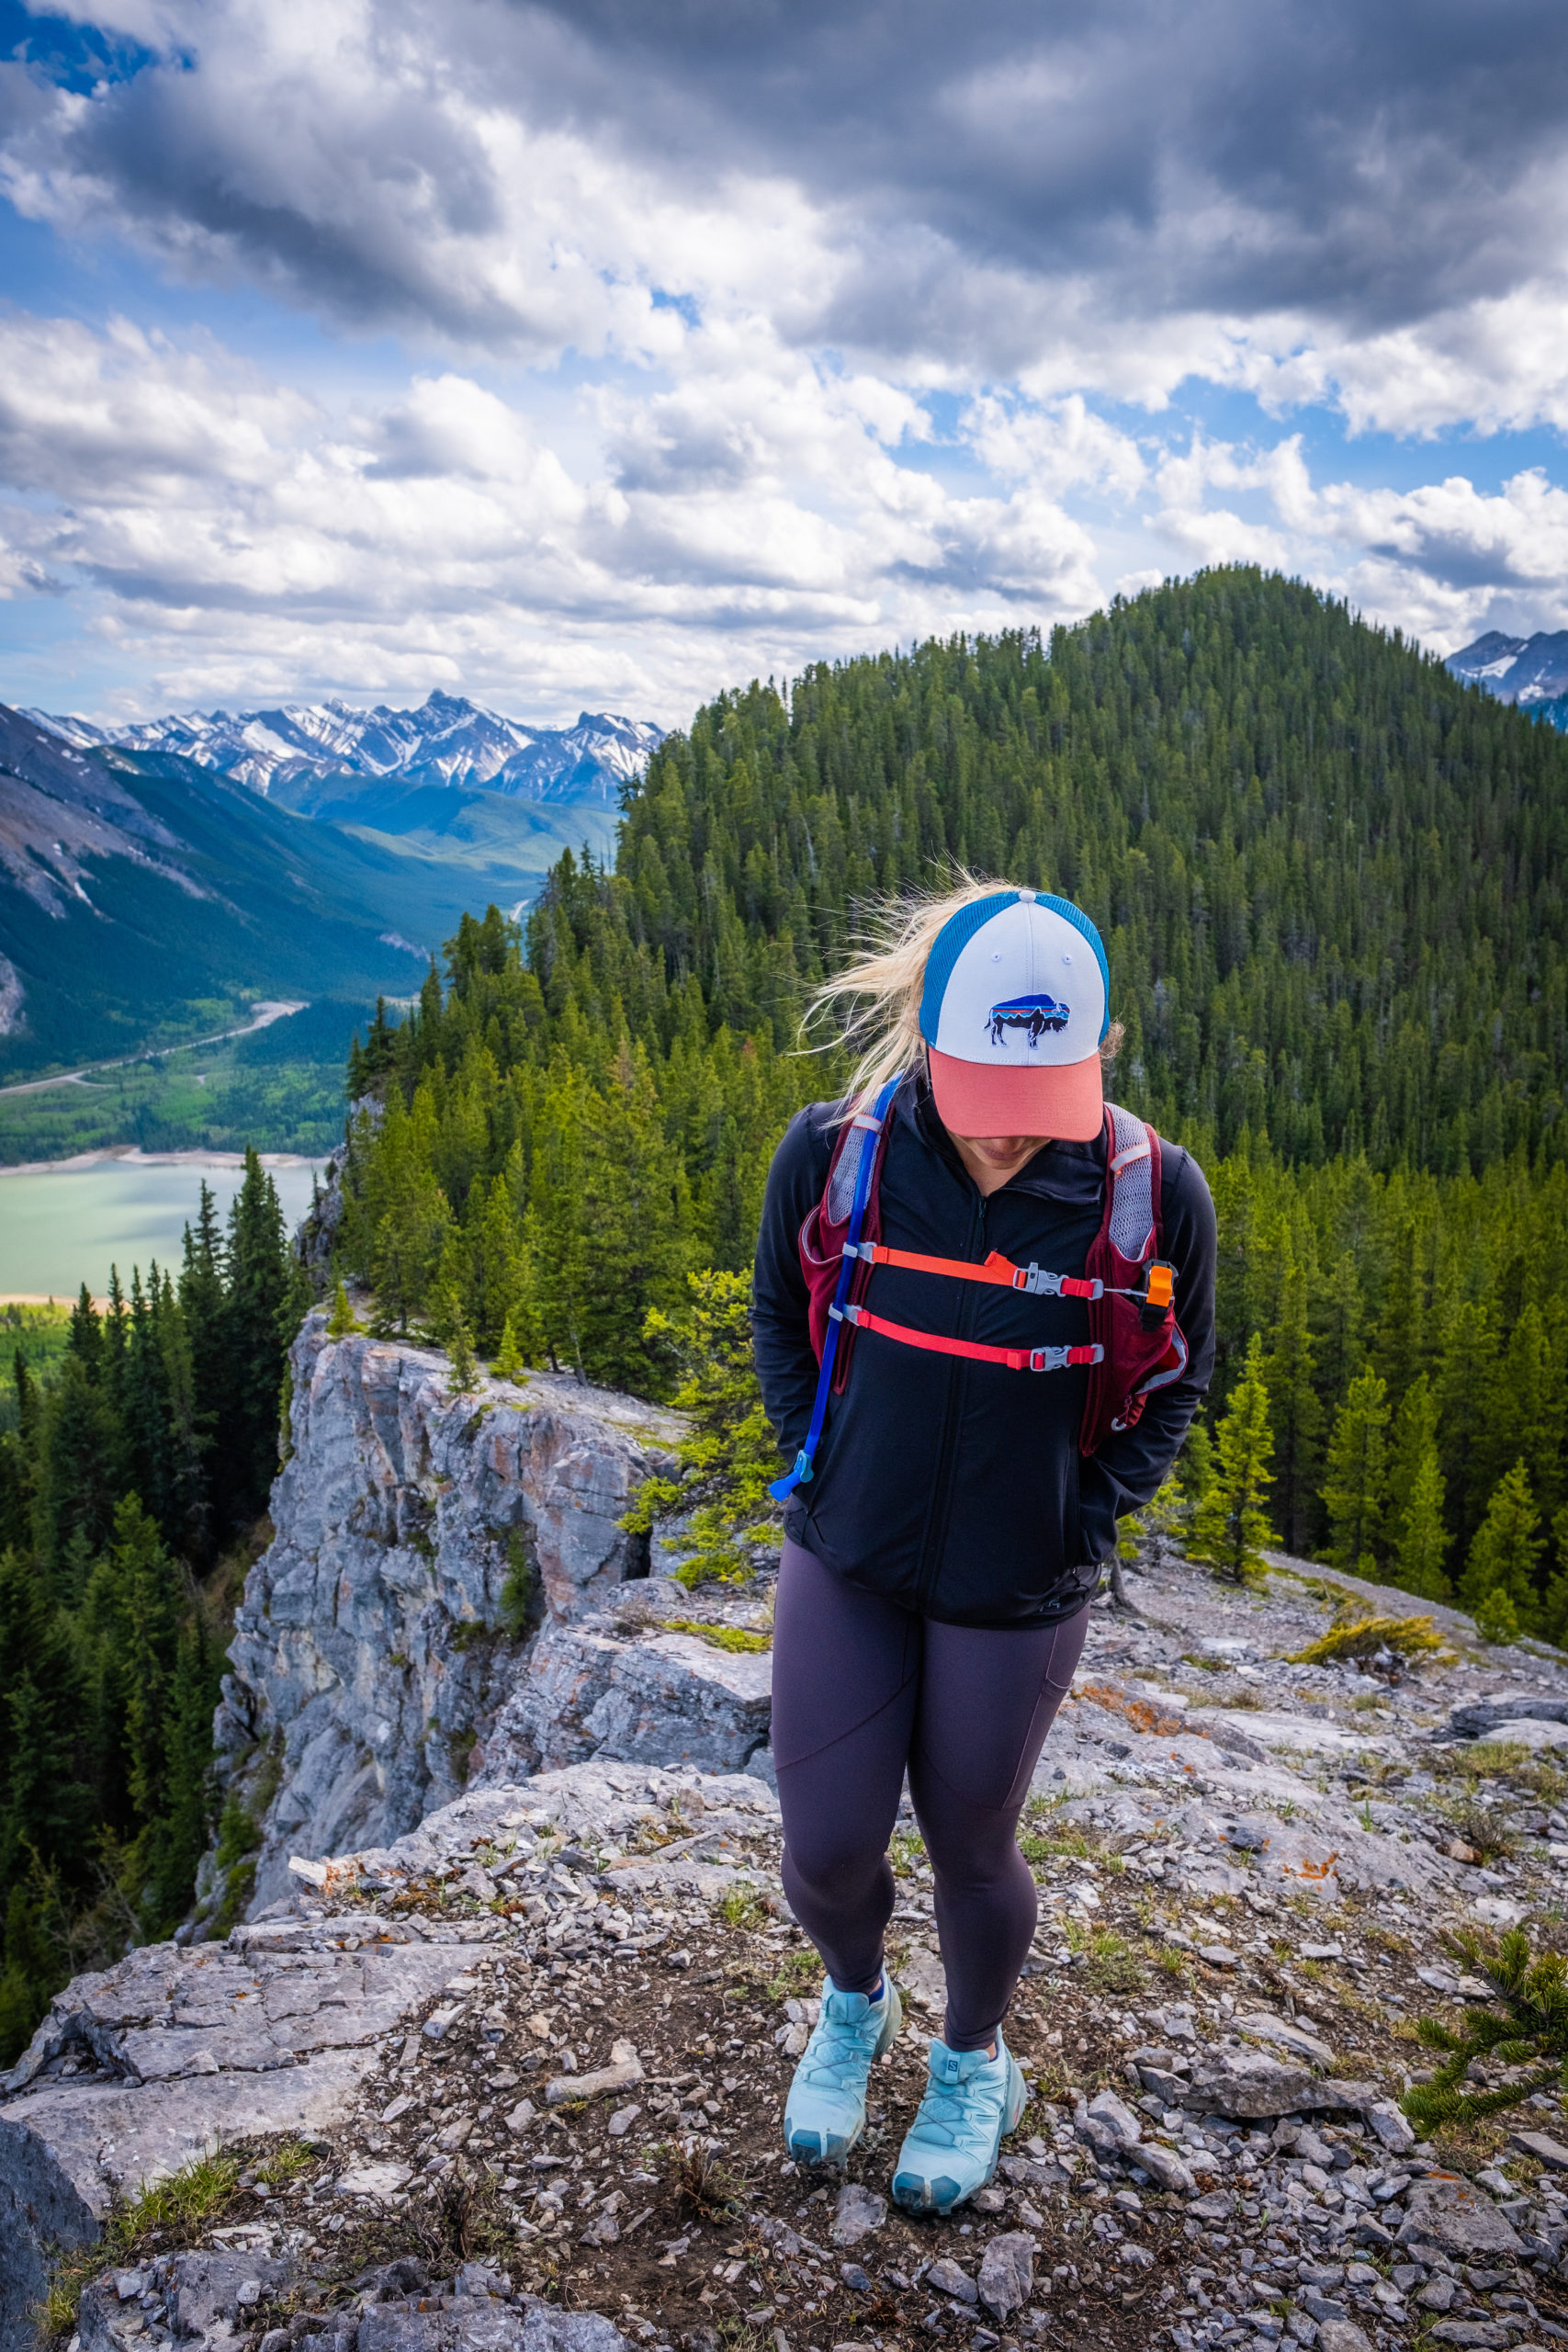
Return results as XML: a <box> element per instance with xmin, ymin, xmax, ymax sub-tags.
<box><xmin>913</xmin><ymin>1186</ymin><xmax>987</xmax><ymax>1613</ymax></box>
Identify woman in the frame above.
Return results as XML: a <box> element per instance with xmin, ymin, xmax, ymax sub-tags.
<box><xmin>752</xmin><ymin>880</ymin><xmax>1216</xmax><ymax>2214</ymax></box>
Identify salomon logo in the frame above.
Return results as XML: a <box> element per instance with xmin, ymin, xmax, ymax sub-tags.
<box><xmin>987</xmin><ymin>992</ymin><xmax>1069</xmax><ymax>1046</ymax></box>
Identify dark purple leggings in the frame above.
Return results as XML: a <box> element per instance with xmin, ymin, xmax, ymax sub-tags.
<box><xmin>771</xmin><ymin>1538</ymin><xmax>1090</xmax><ymax>2052</ymax></box>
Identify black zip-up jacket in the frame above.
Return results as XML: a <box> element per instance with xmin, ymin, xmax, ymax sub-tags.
<box><xmin>752</xmin><ymin>1071</ymin><xmax>1217</xmax><ymax>1628</ymax></box>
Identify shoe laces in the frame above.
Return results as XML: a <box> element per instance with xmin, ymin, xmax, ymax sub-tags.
<box><xmin>910</xmin><ymin>2058</ymin><xmax>1003</xmax><ymax>2145</ymax></box>
<box><xmin>798</xmin><ymin>1991</ymin><xmax>883</xmax><ymax>2088</ymax></box>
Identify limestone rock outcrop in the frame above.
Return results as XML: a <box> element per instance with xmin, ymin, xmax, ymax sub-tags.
<box><xmin>472</xmin><ymin>1591</ymin><xmax>773</xmax><ymax>1781</ymax></box>
<box><xmin>212</xmin><ymin>1317</ymin><xmax>682</xmax><ymax>1916</ymax></box>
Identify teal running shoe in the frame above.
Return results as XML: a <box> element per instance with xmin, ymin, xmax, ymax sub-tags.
<box><xmin>891</xmin><ymin>2034</ymin><xmax>1027</xmax><ymax>2214</ymax></box>
<box><xmin>783</xmin><ymin>1976</ymin><xmax>902</xmax><ymax>2166</ymax></box>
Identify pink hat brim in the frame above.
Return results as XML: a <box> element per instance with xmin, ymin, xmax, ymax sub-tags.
<box><xmin>928</xmin><ymin>1045</ymin><xmax>1104</xmax><ymax>1144</ymax></box>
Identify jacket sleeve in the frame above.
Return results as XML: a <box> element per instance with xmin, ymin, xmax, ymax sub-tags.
<box><xmin>751</xmin><ymin>1106</ymin><xmax>834</xmax><ymax>1460</ymax></box>
<box><xmin>1076</xmin><ymin>1142</ymin><xmax>1218</xmax><ymax>1564</ymax></box>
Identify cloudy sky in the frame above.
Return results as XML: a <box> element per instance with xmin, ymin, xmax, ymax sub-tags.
<box><xmin>3</xmin><ymin>0</ymin><xmax>1568</xmax><ymax>725</ymax></box>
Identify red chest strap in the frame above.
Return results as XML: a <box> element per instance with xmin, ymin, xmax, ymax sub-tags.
<box><xmin>837</xmin><ymin>1302</ymin><xmax>1103</xmax><ymax>1374</ymax></box>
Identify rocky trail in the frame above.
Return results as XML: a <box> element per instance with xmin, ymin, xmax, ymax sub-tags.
<box><xmin>13</xmin><ymin>1532</ymin><xmax>1568</xmax><ymax>2352</ymax></box>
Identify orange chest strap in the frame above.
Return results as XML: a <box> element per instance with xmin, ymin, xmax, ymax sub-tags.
<box><xmin>843</xmin><ymin>1239</ymin><xmax>1173</xmax><ymax>1312</ymax></box>
<box><xmin>844</xmin><ymin>1240</ymin><xmax>1101</xmax><ymax>1299</ymax></box>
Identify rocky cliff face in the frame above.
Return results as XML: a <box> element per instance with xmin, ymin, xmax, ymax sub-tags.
<box><xmin>211</xmin><ymin>1317</ymin><xmax>688</xmax><ymax>1917</ymax></box>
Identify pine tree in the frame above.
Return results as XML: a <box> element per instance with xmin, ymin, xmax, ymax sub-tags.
<box><xmin>0</xmin><ymin>1547</ymin><xmax>89</xmax><ymax>1891</ymax></box>
<box><xmin>1387</xmin><ymin>1374</ymin><xmax>1438</xmax><ymax>1538</ymax></box>
<box><xmin>147</xmin><ymin>1623</ymin><xmax>216</xmax><ymax>1934</ymax></box>
<box><xmin>326</xmin><ymin>1281</ymin><xmax>358</xmax><ymax>1339</ymax></box>
<box><xmin>1461</xmin><ymin>1460</ymin><xmax>1545</xmax><ymax>1634</ymax></box>
<box><xmin>1393</xmin><ymin>1442</ymin><xmax>1451</xmax><ymax>1600</ymax></box>
<box><xmin>220</xmin><ymin>1148</ymin><xmax>293</xmax><ymax>1523</ymax></box>
<box><xmin>491</xmin><ymin>1315</ymin><xmax>525</xmax><ymax>1384</ymax></box>
<box><xmin>179</xmin><ymin>1184</ymin><xmax>227</xmax><ymax>1472</ymax></box>
<box><xmin>1263</xmin><ymin>1259</ymin><xmax>1322</xmax><ymax>1555</ymax></box>
<box><xmin>622</xmin><ymin>1270</ymin><xmax>783</xmax><ymax>1586</ymax></box>
<box><xmin>1189</xmin><ymin>1335</ymin><xmax>1276</xmax><ymax>1584</ymax></box>
<box><xmin>34</xmin><ymin>1355</ymin><xmax>122</xmax><ymax>1583</ymax></box>
<box><xmin>1323</xmin><ymin>1367</ymin><xmax>1390</xmax><ymax>1577</ymax></box>
<box><xmin>65</xmin><ymin>1284</ymin><xmax>102</xmax><ymax>1383</ymax></box>
<box><xmin>113</xmin><ymin>1497</ymin><xmax>182</xmax><ymax>1832</ymax></box>
<box><xmin>446</xmin><ymin>1316</ymin><xmax>479</xmax><ymax>1396</ymax></box>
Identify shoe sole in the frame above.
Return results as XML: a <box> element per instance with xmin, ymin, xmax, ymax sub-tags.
<box><xmin>784</xmin><ymin>1982</ymin><xmax>904</xmax><ymax>2168</ymax></box>
<box><xmin>890</xmin><ymin>2051</ymin><xmax>1028</xmax><ymax>2215</ymax></box>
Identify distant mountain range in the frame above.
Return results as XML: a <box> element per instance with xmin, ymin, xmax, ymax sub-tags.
<box><xmin>0</xmin><ymin>706</ymin><xmax>621</xmax><ymax>1080</ymax></box>
<box><xmin>28</xmin><ymin>692</ymin><xmax>664</xmax><ymax>806</ymax></box>
<box><xmin>1445</xmin><ymin>630</ymin><xmax>1568</xmax><ymax>726</ymax></box>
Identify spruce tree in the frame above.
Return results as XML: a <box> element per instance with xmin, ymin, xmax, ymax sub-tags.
<box><xmin>446</xmin><ymin>1316</ymin><xmax>479</xmax><ymax>1396</ymax></box>
<box><xmin>1393</xmin><ymin>1442</ymin><xmax>1451</xmax><ymax>1600</ymax></box>
<box><xmin>65</xmin><ymin>1284</ymin><xmax>102</xmax><ymax>1384</ymax></box>
<box><xmin>1263</xmin><ymin>1259</ymin><xmax>1322</xmax><ymax>1555</ymax></box>
<box><xmin>491</xmin><ymin>1315</ymin><xmax>525</xmax><ymax>1384</ymax></box>
<box><xmin>34</xmin><ymin>1355</ymin><xmax>122</xmax><ymax>1583</ymax></box>
<box><xmin>1189</xmin><ymin>1335</ymin><xmax>1276</xmax><ymax>1584</ymax></box>
<box><xmin>1323</xmin><ymin>1367</ymin><xmax>1390</xmax><ymax>1577</ymax></box>
<box><xmin>1461</xmin><ymin>1460</ymin><xmax>1545</xmax><ymax>1634</ymax></box>
<box><xmin>326</xmin><ymin>1280</ymin><xmax>358</xmax><ymax>1339</ymax></box>
<box><xmin>220</xmin><ymin>1148</ymin><xmax>293</xmax><ymax>1523</ymax></box>
<box><xmin>179</xmin><ymin>1184</ymin><xmax>228</xmax><ymax>1467</ymax></box>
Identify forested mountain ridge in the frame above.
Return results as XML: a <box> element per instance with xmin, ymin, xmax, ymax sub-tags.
<box><xmin>598</xmin><ymin>568</ymin><xmax>1568</xmax><ymax>1170</ymax></box>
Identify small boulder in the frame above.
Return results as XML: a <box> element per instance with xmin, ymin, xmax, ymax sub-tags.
<box><xmin>1134</xmin><ymin>2142</ymin><xmax>1196</xmax><ymax>2195</ymax></box>
<box><xmin>925</xmin><ymin>2258</ymin><xmax>978</xmax><ymax>2305</ymax></box>
<box><xmin>1366</xmin><ymin>2101</ymin><xmax>1416</xmax><ymax>2154</ymax></box>
<box><xmin>830</xmin><ymin>2183</ymin><xmax>887</xmax><ymax>2248</ymax></box>
<box><xmin>976</xmin><ymin>2233</ymin><xmax>1035</xmax><ymax>2321</ymax></box>
<box><xmin>1317</xmin><ymin>2324</ymin><xmax>1374</xmax><ymax>2352</ymax></box>
<box><xmin>1180</xmin><ymin>2047</ymin><xmax>1316</xmax><ymax>2118</ymax></box>
<box><xmin>1086</xmin><ymin>2087</ymin><xmax>1142</xmax><ymax>2146</ymax></box>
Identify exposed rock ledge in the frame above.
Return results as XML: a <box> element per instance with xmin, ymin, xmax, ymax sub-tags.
<box><xmin>0</xmin><ymin>1763</ymin><xmax>779</xmax><ymax>2352</ymax></box>
<box><xmin>212</xmin><ymin>1318</ymin><xmax>687</xmax><ymax>1915</ymax></box>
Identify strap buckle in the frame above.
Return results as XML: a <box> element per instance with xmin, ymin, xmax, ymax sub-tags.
<box><xmin>1028</xmin><ymin>1344</ymin><xmax>1072</xmax><ymax>1372</ymax></box>
<box><xmin>1012</xmin><ymin>1262</ymin><xmax>1058</xmax><ymax>1295</ymax></box>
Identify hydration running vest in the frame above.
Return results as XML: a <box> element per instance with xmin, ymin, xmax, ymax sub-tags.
<box><xmin>770</xmin><ymin>1077</ymin><xmax>1190</xmax><ymax>1501</ymax></box>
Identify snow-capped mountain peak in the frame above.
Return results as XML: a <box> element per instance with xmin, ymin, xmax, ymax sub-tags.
<box><xmin>1445</xmin><ymin>630</ymin><xmax>1568</xmax><ymax>707</ymax></box>
<box><xmin>26</xmin><ymin>691</ymin><xmax>665</xmax><ymax>806</ymax></box>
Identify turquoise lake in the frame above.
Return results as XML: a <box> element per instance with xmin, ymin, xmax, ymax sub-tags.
<box><xmin>0</xmin><ymin>1157</ymin><xmax>326</xmax><ymax>1299</ymax></box>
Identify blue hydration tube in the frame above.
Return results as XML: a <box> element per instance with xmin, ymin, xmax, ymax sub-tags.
<box><xmin>769</xmin><ymin>1074</ymin><xmax>901</xmax><ymax>1502</ymax></box>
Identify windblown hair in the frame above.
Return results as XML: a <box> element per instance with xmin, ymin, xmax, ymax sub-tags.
<box><xmin>804</xmin><ymin>873</ymin><xmax>1122</xmax><ymax>1121</ymax></box>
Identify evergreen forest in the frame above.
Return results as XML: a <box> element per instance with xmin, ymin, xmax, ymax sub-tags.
<box><xmin>0</xmin><ymin>1153</ymin><xmax>300</xmax><ymax>2060</ymax></box>
<box><xmin>335</xmin><ymin>569</ymin><xmax>1568</xmax><ymax>1636</ymax></box>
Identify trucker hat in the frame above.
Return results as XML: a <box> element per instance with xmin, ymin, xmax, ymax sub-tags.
<box><xmin>918</xmin><ymin>888</ymin><xmax>1109</xmax><ymax>1142</ymax></box>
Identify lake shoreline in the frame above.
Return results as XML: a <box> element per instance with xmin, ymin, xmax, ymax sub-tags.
<box><xmin>0</xmin><ymin>1157</ymin><xmax>328</xmax><ymax>1297</ymax></box>
<box><xmin>0</xmin><ymin>1146</ymin><xmax>326</xmax><ymax>1178</ymax></box>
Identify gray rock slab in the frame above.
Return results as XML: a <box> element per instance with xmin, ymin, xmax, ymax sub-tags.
<box><xmin>1396</xmin><ymin>2175</ymin><xmax>1526</xmax><ymax>2257</ymax></box>
<box><xmin>0</xmin><ymin>1922</ymin><xmax>471</xmax><ymax>2352</ymax></box>
<box><xmin>476</xmin><ymin>1618</ymin><xmax>771</xmax><ymax>1780</ymax></box>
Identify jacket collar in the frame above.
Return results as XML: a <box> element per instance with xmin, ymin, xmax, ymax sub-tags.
<box><xmin>904</xmin><ymin>1063</ymin><xmax>1105</xmax><ymax>1206</ymax></box>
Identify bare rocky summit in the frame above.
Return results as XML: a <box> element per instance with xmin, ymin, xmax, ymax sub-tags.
<box><xmin>12</xmin><ymin>1529</ymin><xmax>1568</xmax><ymax>2352</ymax></box>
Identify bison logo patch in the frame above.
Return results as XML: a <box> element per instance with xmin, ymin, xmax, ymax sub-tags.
<box><xmin>987</xmin><ymin>992</ymin><xmax>1070</xmax><ymax>1047</ymax></box>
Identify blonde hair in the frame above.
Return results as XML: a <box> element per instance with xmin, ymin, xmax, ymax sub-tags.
<box><xmin>804</xmin><ymin>872</ymin><xmax>1122</xmax><ymax>1119</ymax></box>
